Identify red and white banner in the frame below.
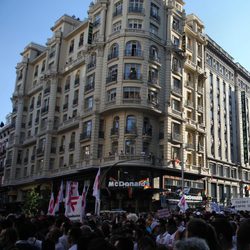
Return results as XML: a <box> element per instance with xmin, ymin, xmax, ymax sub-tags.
<box><xmin>65</xmin><ymin>181</ymin><xmax>81</xmax><ymax>220</ymax></box>
<box><xmin>178</xmin><ymin>195</ymin><xmax>189</xmax><ymax>212</ymax></box>
<box><xmin>53</xmin><ymin>181</ymin><xmax>64</xmax><ymax>215</ymax></box>
<box><xmin>47</xmin><ymin>192</ymin><xmax>55</xmax><ymax>216</ymax></box>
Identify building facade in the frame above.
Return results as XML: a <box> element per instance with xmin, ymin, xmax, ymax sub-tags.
<box><xmin>1</xmin><ymin>0</ymin><xmax>249</xmax><ymax>212</ymax></box>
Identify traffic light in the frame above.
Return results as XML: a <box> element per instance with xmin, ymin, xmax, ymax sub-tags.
<box><xmin>88</xmin><ymin>22</ymin><xmax>93</xmax><ymax>44</ymax></box>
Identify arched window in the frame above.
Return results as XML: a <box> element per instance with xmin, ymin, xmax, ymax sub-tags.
<box><xmin>37</xmin><ymin>93</ymin><xmax>42</xmax><ymax>107</ymax></box>
<box><xmin>149</xmin><ymin>45</ymin><xmax>159</xmax><ymax>61</ymax></box>
<box><xmin>108</xmin><ymin>43</ymin><xmax>119</xmax><ymax>60</ymax></box>
<box><xmin>125</xmin><ymin>41</ymin><xmax>141</xmax><ymax>56</ymax></box>
<box><xmin>75</xmin><ymin>70</ymin><xmax>80</xmax><ymax>86</ymax></box>
<box><xmin>126</xmin><ymin>115</ymin><xmax>136</xmax><ymax>133</ymax></box>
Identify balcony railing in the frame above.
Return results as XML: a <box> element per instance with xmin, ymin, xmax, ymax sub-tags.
<box><xmin>172</xmin><ymin>86</ymin><xmax>182</xmax><ymax>95</ymax></box>
<box><xmin>111</xmin><ymin>128</ymin><xmax>119</xmax><ymax>136</ymax></box>
<box><xmin>150</xmin><ymin>12</ymin><xmax>160</xmax><ymax>23</ymax></box>
<box><xmin>80</xmin><ymin>132</ymin><xmax>91</xmax><ymax>140</ymax></box>
<box><xmin>113</xmin><ymin>8</ymin><xmax>122</xmax><ymax>17</ymax></box>
<box><xmin>108</xmin><ymin>52</ymin><xmax>119</xmax><ymax>61</ymax></box>
<box><xmin>124</xmin><ymin>49</ymin><xmax>142</xmax><ymax>57</ymax></box>
<box><xmin>172</xmin><ymin>133</ymin><xmax>181</xmax><ymax>142</ymax></box>
<box><xmin>149</xmin><ymin>54</ymin><xmax>160</xmax><ymax>63</ymax></box>
<box><xmin>128</xmin><ymin>6</ymin><xmax>144</xmax><ymax>13</ymax></box>
<box><xmin>106</xmin><ymin>75</ymin><xmax>117</xmax><ymax>84</ymax></box>
<box><xmin>69</xmin><ymin>142</ymin><xmax>75</xmax><ymax>150</ymax></box>
<box><xmin>59</xmin><ymin>145</ymin><xmax>65</xmax><ymax>153</ymax></box>
<box><xmin>85</xmin><ymin>83</ymin><xmax>95</xmax><ymax>92</ymax></box>
<box><xmin>124</xmin><ymin>72</ymin><xmax>142</xmax><ymax>80</ymax></box>
<box><xmin>87</xmin><ymin>62</ymin><xmax>96</xmax><ymax>71</ymax></box>
<box><xmin>125</xmin><ymin>126</ymin><xmax>137</xmax><ymax>135</ymax></box>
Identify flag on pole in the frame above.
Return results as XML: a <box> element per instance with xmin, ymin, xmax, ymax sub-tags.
<box><xmin>47</xmin><ymin>192</ymin><xmax>55</xmax><ymax>215</ymax></box>
<box><xmin>80</xmin><ymin>185</ymin><xmax>89</xmax><ymax>222</ymax></box>
<box><xmin>178</xmin><ymin>195</ymin><xmax>188</xmax><ymax>212</ymax></box>
<box><xmin>53</xmin><ymin>181</ymin><xmax>64</xmax><ymax>215</ymax></box>
<box><xmin>65</xmin><ymin>181</ymin><xmax>79</xmax><ymax>218</ymax></box>
<box><xmin>93</xmin><ymin>168</ymin><xmax>101</xmax><ymax>215</ymax></box>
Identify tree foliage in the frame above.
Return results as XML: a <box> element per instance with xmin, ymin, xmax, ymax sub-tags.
<box><xmin>22</xmin><ymin>188</ymin><xmax>41</xmax><ymax>216</ymax></box>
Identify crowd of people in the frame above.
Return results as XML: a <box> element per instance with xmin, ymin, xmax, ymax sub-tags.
<box><xmin>0</xmin><ymin>209</ymin><xmax>250</xmax><ymax>250</ymax></box>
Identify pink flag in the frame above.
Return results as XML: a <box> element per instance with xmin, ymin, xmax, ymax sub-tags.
<box><xmin>178</xmin><ymin>195</ymin><xmax>188</xmax><ymax>212</ymax></box>
<box><xmin>92</xmin><ymin>168</ymin><xmax>100</xmax><ymax>200</ymax></box>
<box><xmin>47</xmin><ymin>192</ymin><xmax>55</xmax><ymax>215</ymax></box>
<box><xmin>80</xmin><ymin>185</ymin><xmax>89</xmax><ymax>222</ymax></box>
<box><xmin>53</xmin><ymin>181</ymin><xmax>64</xmax><ymax>215</ymax></box>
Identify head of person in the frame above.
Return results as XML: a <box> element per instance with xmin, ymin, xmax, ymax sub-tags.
<box><xmin>210</xmin><ymin>217</ymin><xmax>233</xmax><ymax>250</ymax></box>
<box><xmin>68</xmin><ymin>226</ymin><xmax>82</xmax><ymax>247</ymax></box>
<box><xmin>237</xmin><ymin>218</ymin><xmax>250</xmax><ymax>250</ymax></box>
<box><xmin>186</xmin><ymin>218</ymin><xmax>220</xmax><ymax>250</ymax></box>
<box><xmin>174</xmin><ymin>237</ymin><xmax>210</xmax><ymax>250</ymax></box>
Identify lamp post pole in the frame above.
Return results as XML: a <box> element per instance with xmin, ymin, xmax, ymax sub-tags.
<box><xmin>181</xmin><ymin>143</ymin><xmax>186</xmax><ymax>193</ymax></box>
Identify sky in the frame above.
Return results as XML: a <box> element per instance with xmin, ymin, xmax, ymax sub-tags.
<box><xmin>0</xmin><ymin>0</ymin><xmax>250</xmax><ymax>123</ymax></box>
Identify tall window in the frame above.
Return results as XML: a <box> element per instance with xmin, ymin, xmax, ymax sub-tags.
<box><xmin>83</xmin><ymin>120</ymin><xmax>92</xmax><ymax>138</ymax></box>
<box><xmin>125</xmin><ymin>140</ymin><xmax>135</xmax><ymax>155</ymax></box>
<box><xmin>79</xmin><ymin>32</ymin><xmax>84</xmax><ymax>47</ymax></box>
<box><xmin>124</xmin><ymin>64</ymin><xmax>141</xmax><ymax>80</ymax></box>
<box><xmin>129</xmin><ymin>0</ymin><xmax>143</xmax><ymax>12</ymax></box>
<box><xmin>86</xmin><ymin>74</ymin><xmax>95</xmax><ymax>92</ymax></box>
<box><xmin>69</xmin><ymin>40</ymin><xmax>74</xmax><ymax>54</ymax></box>
<box><xmin>125</xmin><ymin>41</ymin><xmax>141</xmax><ymax>56</ymax></box>
<box><xmin>84</xmin><ymin>96</ymin><xmax>93</xmax><ymax>111</ymax></box>
<box><xmin>113</xmin><ymin>1</ymin><xmax>123</xmax><ymax>16</ymax></box>
<box><xmin>107</xmin><ymin>65</ymin><xmax>118</xmax><ymax>82</ymax></box>
<box><xmin>74</xmin><ymin>70</ymin><xmax>80</xmax><ymax>86</ymax></box>
<box><xmin>107</xmin><ymin>88</ymin><xmax>116</xmax><ymax>103</ymax></box>
<box><xmin>149</xmin><ymin>46</ymin><xmax>159</xmax><ymax>61</ymax></box>
<box><xmin>126</xmin><ymin>115</ymin><xmax>136</xmax><ymax>133</ymax></box>
<box><xmin>150</xmin><ymin>3</ymin><xmax>160</xmax><ymax>21</ymax></box>
<box><xmin>108</xmin><ymin>43</ymin><xmax>119</xmax><ymax>60</ymax></box>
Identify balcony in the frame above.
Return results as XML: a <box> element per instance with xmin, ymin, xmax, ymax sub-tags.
<box><xmin>64</xmin><ymin>84</ymin><xmax>70</xmax><ymax>92</ymax></box>
<box><xmin>149</xmin><ymin>54</ymin><xmax>160</xmax><ymax>64</ymax></box>
<box><xmin>74</xmin><ymin>79</ymin><xmax>80</xmax><ymax>87</ymax></box>
<box><xmin>186</xmin><ymin>143</ymin><xmax>195</xmax><ymax>150</ymax></box>
<box><xmin>124</xmin><ymin>49</ymin><xmax>143</xmax><ymax>57</ymax></box>
<box><xmin>185</xmin><ymin>100</ymin><xmax>194</xmax><ymax>109</ymax></box>
<box><xmin>113</xmin><ymin>8</ymin><xmax>122</xmax><ymax>17</ymax></box>
<box><xmin>198</xmin><ymin>144</ymin><xmax>204</xmax><ymax>152</ymax></box>
<box><xmin>106</xmin><ymin>75</ymin><xmax>117</xmax><ymax>84</ymax></box>
<box><xmin>123</xmin><ymin>98</ymin><xmax>141</xmax><ymax>104</ymax></box>
<box><xmin>36</xmin><ymin>147</ymin><xmax>44</xmax><ymax>156</ymax></box>
<box><xmin>185</xmin><ymin>81</ymin><xmax>194</xmax><ymax>89</ymax></box>
<box><xmin>87</xmin><ymin>62</ymin><xmax>96</xmax><ymax>71</ymax></box>
<box><xmin>41</xmin><ymin>106</ymin><xmax>49</xmax><ymax>114</ymax></box>
<box><xmin>99</xmin><ymin>131</ymin><xmax>104</xmax><ymax>139</ymax></box>
<box><xmin>43</xmin><ymin>87</ymin><xmax>50</xmax><ymax>95</ymax></box>
<box><xmin>5</xmin><ymin>159</ymin><xmax>12</xmax><ymax>167</ymax></box>
<box><xmin>63</xmin><ymin>103</ymin><xmax>68</xmax><ymax>110</ymax></box>
<box><xmin>125</xmin><ymin>126</ymin><xmax>137</xmax><ymax>137</ymax></box>
<box><xmin>185</xmin><ymin>60</ymin><xmax>196</xmax><ymax>71</ymax></box>
<box><xmin>148</xmin><ymin>77</ymin><xmax>159</xmax><ymax>86</ymax></box>
<box><xmin>172</xmin><ymin>86</ymin><xmax>182</xmax><ymax>96</ymax></box>
<box><xmin>108</xmin><ymin>52</ymin><xmax>119</xmax><ymax>61</ymax></box>
<box><xmin>197</xmin><ymin>105</ymin><xmax>204</xmax><ymax>112</ymax></box>
<box><xmin>172</xmin><ymin>133</ymin><xmax>182</xmax><ymax>142</ymax></box>
<box><xmin>172</xmin><ymin>65</ymin><xmax>182</xmax><ymax>75</ymax></box>
<box><xmin>59</xmin><ymin>145</ymin><xmax>65</xmax><ymax>153</ymax></box>
<box><xmin>124</xmin><ymin>72</ymin><xmax>142</xmax><ymax>81</ymax></box>
<box><xmin>128</xmin><ymin>6</ymin><xmax>144</xmax><ymax>14</ymax></box>
<box><xmin>80</xmin><ymin>132</ymin><xmax>91</xmax><ymax>141</ymax></box>
<box><xmin>172</xmin><ymin>108</ymin><xmax>182</xmax><ymax>117</ymax></box>
<box><xmin>69</xmin><ymin>142</ymin><xmax>75</xmax><ymax>150</ymax></box>
<box><xmin>73</xmin><ymin>98</ymin><xmax>78</xmax><ymax>106</ymax></box>
<box><xmin>150</xmin><ymin>12</ymin><xmax>160</xmax><ymax>23</ymax></box>
<box><xmin>111</xmin><ymin>128</ymin><xmax>119</xmax><ymax>137</ymax></box>
<box><xmin>85</xmin><ymin>83</ymin><xmax>95</xmax><ymax>92</ymax></box>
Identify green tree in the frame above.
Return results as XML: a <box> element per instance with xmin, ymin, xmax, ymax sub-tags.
<box><xmin>22</xmin><ymin>188</ymin><xmax>41</xmax><ymax>216</ymax></box>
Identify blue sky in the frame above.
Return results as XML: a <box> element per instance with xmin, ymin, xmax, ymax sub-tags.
<box><xmin>0</xmin><ymin>0</ymin><xmax>249</xmax><ymax>123</ymax></box>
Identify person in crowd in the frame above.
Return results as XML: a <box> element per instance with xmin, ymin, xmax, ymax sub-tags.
<box><xmin>211</xmin><ymin>217</ymin><xmax>234</xmax><ymax>250</ymax></box>
<box><xmin>0</xmin><ymin>227</ymin><xmax>19</xmax><ymax>250</ymax></box>
<box><xmin>59</xmin><ymin>221</ymin><xmax>71</xmax><ymax>250</ymax></box>
<box><xmin>237</xmin><ymin>218</ymin><xmax>250</xmax><ymax>250</ymax></box>
<box><xmin>185</xmin><ymin>218</ymin><xmax>220</xmax><ymax>250</ymax></box>
<box><xmin>68</xmin><ymin>226</ymin><xmax>82</xmax><ymax>250</ymax></box>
